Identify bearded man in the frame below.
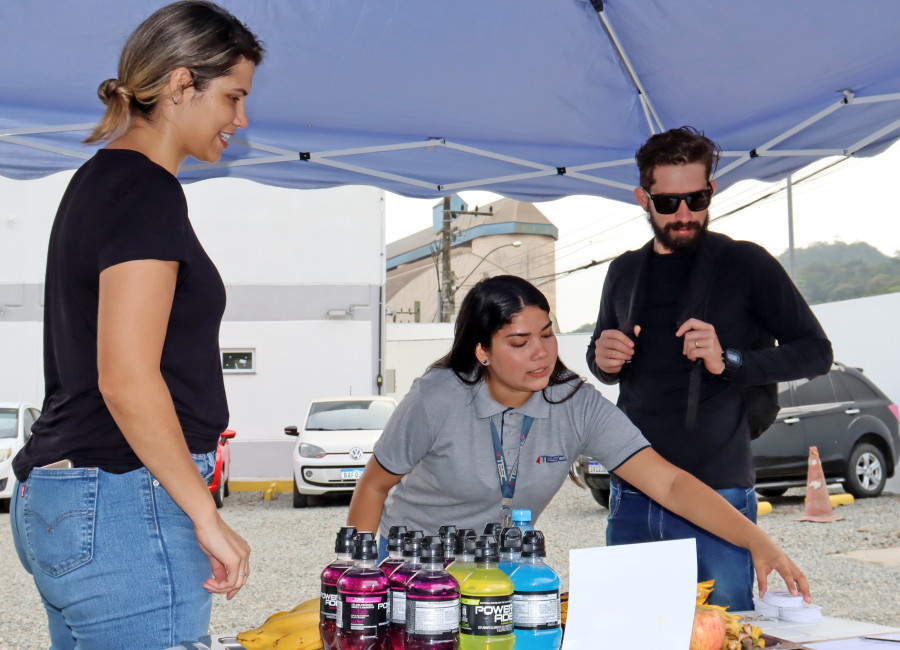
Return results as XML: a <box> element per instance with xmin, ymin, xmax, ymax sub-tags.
<box><xmin>586</xmin><ymin>126</ymin><xmax>833</xmax><ymax>609</ymax></box>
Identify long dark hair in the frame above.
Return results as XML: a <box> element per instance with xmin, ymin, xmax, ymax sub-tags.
<box><xmin>431</xmin><ymin>275</ymin><xmax>584</xmax><ymax>403</ymax></box>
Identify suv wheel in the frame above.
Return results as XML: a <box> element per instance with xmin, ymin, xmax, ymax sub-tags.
<box><xmin>844</xmin><ymin>442</ymin><xmax>886</xmax><ymax>498</ymax></box>
<box><xmin>590</xmin><ymin>487</ymin><xmax>610</xmax><ymax>509</ymax></box>
<box><xmin>293</xmin><ymin>480</ymin><xmax>309</xmax><ymax>508</ymax></box>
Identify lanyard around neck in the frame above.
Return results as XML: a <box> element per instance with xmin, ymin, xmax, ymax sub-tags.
<box><xmin>489</xmin><ymin>413</ymin><xmax>535</xmax><ymax>500</ymax></box>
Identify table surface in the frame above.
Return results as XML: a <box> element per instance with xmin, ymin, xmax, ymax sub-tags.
<box><xmin>166</xmin><ymin>617</ymin><xmax>900</xmax><ymax>650</ymax></box>
<box><xmin>732</xmin><ymin>612</ymin><xmax>900</xmax><ymax>645</ymax></box>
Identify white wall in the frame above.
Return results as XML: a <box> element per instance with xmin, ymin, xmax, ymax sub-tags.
<box><xmin>184</xmin><ymin>180</ymin><xmax>385</xmax><ymax>285</ymax></box>
<box><xmin>221</xmin><ymin>319</ymin><xmax>373</xmax><ymax>479</ymax></box>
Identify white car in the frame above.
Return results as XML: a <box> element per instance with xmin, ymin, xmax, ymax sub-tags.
<box><xmin>285</xmin><ymin>396</ymin><xmax>397</xmax><ymax>508</ymax></box>
<box><xmin>1</xmin><ymin>402</ymin><xmax>41</xmax><ymax>511</ymax></box>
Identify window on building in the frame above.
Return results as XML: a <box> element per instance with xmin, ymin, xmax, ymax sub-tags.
<box><xmin>221</xmin><ymin>349</ymin><xmax>255</xmax><ymax>374</ymax></box>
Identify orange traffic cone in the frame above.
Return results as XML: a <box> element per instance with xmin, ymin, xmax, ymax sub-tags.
<box><xmin>795</xmin><ymin>446</ymin><xmax>843</xmax><ymax>522</ymax></box>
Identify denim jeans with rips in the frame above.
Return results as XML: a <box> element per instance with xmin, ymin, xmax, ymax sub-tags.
<box><xmin>11</xmin><ymin>451</ymin><xmax>217</xmax><ymax>650</ymax></box>
<box><xmin>606</xmin><ymin>479</ymin><xmax>758</xmax><ymax>610</ymax></box>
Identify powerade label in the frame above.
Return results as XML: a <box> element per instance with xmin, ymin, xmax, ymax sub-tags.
<box><xmin>321</xmin><ymin>584</ymin><xmax>338</xmax><ymax>620</ymax></box>
<box><xmin>460</xmin><ymin>595</ymin><xmax>514</xmax><ymax>636</ymax></box>
<box><xmin>337</xmin><ymin>592</ymin><xmax>389</xmax><ymax>634</ymax></box>
<box><xmin>512</xmin><ymin>589</ymin><xmax>561</xmax><ymax>630</ymax></box>
<box><xmin>390</xmin><ymin>587</ymin><xmax>406</xmax><ymax>624</ymax></box>
<box><xmin>406</xmin><ymin>597</ymin><xmax>460</xmax><ymax>636</ymax></box>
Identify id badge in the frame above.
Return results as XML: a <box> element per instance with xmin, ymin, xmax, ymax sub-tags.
<box><xmin>500</xmin><ymin>499</ymin><xmax>513</xmax><ymax>528</ymax></box>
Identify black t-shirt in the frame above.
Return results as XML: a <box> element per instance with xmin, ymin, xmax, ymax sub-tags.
<box><xmin>14</xmin><ymin>149</ymin><xmax>228</xmax><ymax>480</ymax></box>
<box><xmin>622</xmin><ymin>250</ymin><xmax>746</xmax><ymax>487</ymax></box>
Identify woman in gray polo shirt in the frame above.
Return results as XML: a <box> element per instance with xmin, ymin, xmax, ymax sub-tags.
<box><xmin>348</xmin><ymin>275</ymin><xmax>810</xmax><ymax>601</ymax></box>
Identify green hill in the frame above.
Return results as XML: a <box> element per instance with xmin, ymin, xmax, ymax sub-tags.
<box><xmin>777</xmin><ymin>241</ymin><xmax>900</xmax><ymax>305</ymax></box>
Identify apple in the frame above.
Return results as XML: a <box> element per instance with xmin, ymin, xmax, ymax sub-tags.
<box><xmin>690</xmin><ymin>609</ymin><xmax>726</xmax><ymax>650</ymax></box>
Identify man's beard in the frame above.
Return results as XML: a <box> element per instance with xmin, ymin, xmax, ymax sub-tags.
<box><xmin>648</xmin><ymin>212</ymin><xmax>710</xmax><ymax>253</ymax></box>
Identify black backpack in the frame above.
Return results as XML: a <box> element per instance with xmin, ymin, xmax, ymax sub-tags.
<box><xmin>624</xmin><ymin>233</ymin><xmax>778</xmax><ymax>439</ymax></box>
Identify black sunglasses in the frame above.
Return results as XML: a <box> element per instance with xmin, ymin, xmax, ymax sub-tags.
<box><xmin>642</xmin><ymin>186</ymin><xmax>713</xmax><ymax>214</ymax></box>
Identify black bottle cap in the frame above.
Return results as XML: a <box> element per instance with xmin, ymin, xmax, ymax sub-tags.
<box><xmin>454</xmin><ymin>528</ymin><xmax>477</xmax><ymax>555</ymax></box>
<box><xmin>483</xmin><ymin>522</ymin><xmax>502</xmax><ymax>539</ymax></box>
<box><xmin>499</xmin><ymin>526</ymin><xmax>523</xmax><ymax>551</ymax></box>
<box><xmin>334</xmin><ymin>526</ymin><xmax>357</xmax><ymax>554</ymax></box>
<box><xmin>353</xmin><ymin>531</ymin><xmax>378</xmax><ymax>560</ymax></box>
<box><xmin>387</xmin><ymin>525</ymin><xmax>408</xmax><ymax>551</ymax></box>
<box><xmin>402</xmin><ymin>532</ymin><xmax>424</xmax><ymax>558</ymax></box>
<box><xmin>521</xmin><ymin>530</ymin><xmax>546</xmax><ymax>557</ymax></box>
<box><xmin>474</xmin><ymin>535</ymin><xmax>499</xmax><ymax>562</ymax></box>
<box><xmin>419</xmin><ymin>535</ymin><xmax>445</xmax><ymax>562</ymax></box>
<box><xmin>439</xmin><ymin>525</ymin><xmax>457</xmax><ymax>557</ymax></box>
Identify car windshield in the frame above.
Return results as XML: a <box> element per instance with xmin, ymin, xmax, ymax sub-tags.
<box><xmin>305</xmin><ymin>400</ymin><xmax>395</xmax><ymax>431</ymax></box>
<box><xmin>0</xmin><ymin>408</ymin><xmax>17</xmax><ymax>439</ymax></box>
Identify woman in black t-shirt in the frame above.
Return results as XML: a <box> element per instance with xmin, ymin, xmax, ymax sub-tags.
<box><xmin>10</xmin><ymin>3</ymin><xmax>264</xmax><ymax>646</ymax></box>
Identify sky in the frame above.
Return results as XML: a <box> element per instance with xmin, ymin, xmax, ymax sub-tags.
<box><xmin>384</xmin><ymin>140</ymin><xmax>900</xmax><ymax>332</ymax></box>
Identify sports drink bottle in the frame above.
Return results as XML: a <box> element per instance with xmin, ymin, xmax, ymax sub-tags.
<box><xmin>321</xmin><ymin>526</ymin><xmax>358</xmax><ymax>650</ymax></box>
<box><xmin>497</xmin><ymin>527</ymin><xmax>522</xmax><ymax>577</ymax></box>
<box><xmin>509</xmin><ymin>531</ymin><xmax>562</xmax><ymax>650</ymax></box>
<box><xmin>386</xmin><ymin>532</ymin><xmax>424</xmax><ymax>650</ymax></box>
<box><xmin>405</xmin><ymin>536</ymin><xmax>460</xmax><ymax>650</ymax></box>
<box><xmin>458</xmin><ymin>536</ymin><xmax>514</xmax><ymax>650</ymax></box>
<box><xmin>337</xmin><ymin>532</ymin><xmax>390</xmax><ymax>650</ymax></box>
<box><xmin>380</xmin><ymin>525</ymin><xmax>408</xmax><ymax>578</ymax></box>
<box><xmin>438</xmin><ymin>525</ymin><xmax>457</xmax><ymax>568</ymax></box>
<box><xmin>446</xmin><ymin>529</ymin><xmax>477</xmax><ymax>586</ymax></box>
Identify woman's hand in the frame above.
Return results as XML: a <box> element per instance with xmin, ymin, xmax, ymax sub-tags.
<box><xmin>194</xmin><ymin>513</ymin><xmax>252</xmax><ymax>600</ymax></box>
<box><xmin>748</xmin><ymin>533</ymin><xmax>810</xmax><ymax>602</ymax></box>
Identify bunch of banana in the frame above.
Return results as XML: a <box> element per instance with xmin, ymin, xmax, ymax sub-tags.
<box><xmin>722</xmin><ymin>622</ymin><xmax>764</xmax><ymax>649</ymax></box>
<box><xmin>237</xmin><ymin>597</ymin><xmax>323</xmax><ymax>650</ymax></box>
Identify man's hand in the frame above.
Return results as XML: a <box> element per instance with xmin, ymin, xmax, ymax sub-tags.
<box><xmin>676</xmin><ymin>318</ymin><xmax>725</xmax><ymax>375</ymax></box>
<box><xmin>593</xmin><ymin>326</ymin><xmax>640</xmax><ymax>375</ymax></box>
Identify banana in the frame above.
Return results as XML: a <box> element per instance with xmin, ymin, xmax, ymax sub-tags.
<box><xmin>254</xmin><ymin>609</ymin><xmax>319</xmax><ymax>633</ymax></box>
<box><xmin>270</xmin><ymin>624</ymin><xmax>324</xmax><ymax>649</ymax></box>
<box><xmin>290</xmin><ymin>597</ymin><xmax>321</xmax><ymax>614</ymax></box>
<box><xmin>264</xmin><ymin>610</ymin><xmax>292</xmax><ymax>625</ymax></box>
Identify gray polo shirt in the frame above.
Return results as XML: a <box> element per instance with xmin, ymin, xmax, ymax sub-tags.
<box><xmin>374</xmin><ymin>368</ymin><xmax>649</xmax><ymax>538</ymax></box>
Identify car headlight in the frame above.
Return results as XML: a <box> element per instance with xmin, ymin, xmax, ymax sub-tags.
<box><xmin>299</xmin><ymin>443</ymin><xmax>326</xmax><ymax>459</ymax></box>
<box><xmin>0</xmin><ymin>449</ymin><xmax>11</xmax><ymax>462</ymax></box>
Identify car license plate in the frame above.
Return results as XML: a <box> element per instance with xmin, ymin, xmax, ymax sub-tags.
<box><xmin>588</xmin><ymin>461</ymin><xmax>606</xmax><ymax>475</ymax></box>
<box><xmin>341</xmin><ymin>469</ymin><xmax>364</xmax><ymax>481</ymax></box>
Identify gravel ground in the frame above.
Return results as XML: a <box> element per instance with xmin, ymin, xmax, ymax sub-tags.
<box><xmin>1</xmin><ymin>483</ymin><xmax>898</xmax><ymax>648</ymax></box>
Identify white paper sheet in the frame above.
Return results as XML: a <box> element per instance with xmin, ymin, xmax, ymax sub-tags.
<box><xmin>563</xmin><ymin>539</ymin><xmax>697</xmax><ymax>650</ymax></box>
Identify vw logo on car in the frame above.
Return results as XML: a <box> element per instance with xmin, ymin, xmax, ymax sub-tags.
<box><xmin>283</xmin><ymin>396</ymin><xmax>397</xmax><ymax>508</ymax></box>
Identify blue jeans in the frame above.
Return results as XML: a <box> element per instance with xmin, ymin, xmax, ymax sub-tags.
<box><xmin>606</xmin><ymin>480</ymin><xmax>757</xmax><ymax>610</ymax></box>
<box><xmin>11</xmin><ymin>452</ymin><xmax>217</xmax><ymax>649</ymax></box>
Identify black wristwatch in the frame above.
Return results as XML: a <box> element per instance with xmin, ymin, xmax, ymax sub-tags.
<box><xmin>721</xmin><ymin>348</ymin><xmax>742</xmax><ymax>380</ymax></box>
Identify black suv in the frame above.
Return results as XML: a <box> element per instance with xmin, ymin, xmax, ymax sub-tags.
<box><xmin>575</xmin><ymin>363</ymin><xmax>900</xmax><ymax>507</ymax></box>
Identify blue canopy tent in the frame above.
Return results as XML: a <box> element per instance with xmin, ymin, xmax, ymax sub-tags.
<box><xmin>1</xmin><ymin>0</ymin><xmax>899</xmax><ymax>202</ymax></box>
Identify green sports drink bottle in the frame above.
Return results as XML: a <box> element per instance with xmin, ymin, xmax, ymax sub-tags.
<box><xmin>458</xmin><ymin>536</ymin><xmax>514</xmax><ymax>650</ymax></box>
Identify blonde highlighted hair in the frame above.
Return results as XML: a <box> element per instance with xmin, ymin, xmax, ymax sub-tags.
<box><xmin>85</xmin><ymin>0</ymin><xmax>264</xmax><ymax>144</ymax></box>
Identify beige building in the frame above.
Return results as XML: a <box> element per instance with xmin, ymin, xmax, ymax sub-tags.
<box><xmin>386</xmin><ymin>195</ymin><xmax>559</xmax><ymax>324</ymax></box>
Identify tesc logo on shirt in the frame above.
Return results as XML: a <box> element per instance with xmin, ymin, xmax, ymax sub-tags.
<box><xmin>535</xmin><ymin>455</ymin><xmax>567</xmax><ymax>464</ymax></box>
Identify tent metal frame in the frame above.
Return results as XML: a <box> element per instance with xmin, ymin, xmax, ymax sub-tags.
<box><xmin>2</xmin><ymin>93</ymin><xmax>899</xmax><ymax>194</ymax></box>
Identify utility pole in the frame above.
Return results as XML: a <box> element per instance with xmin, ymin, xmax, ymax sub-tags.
<box><xmin>438</xmin><ymin>196</ymin><xmax>495</xmax><ymax>322</ymax></box>
<box><xmin>440</xmin><ymin>196</ymin><xmax>455</xmax><ymax>323</ymax></box>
